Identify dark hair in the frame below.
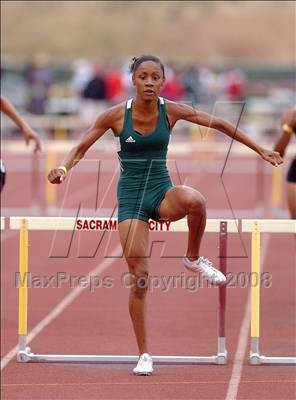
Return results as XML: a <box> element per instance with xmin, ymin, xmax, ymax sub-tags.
<box><xmin>130</xmin><ymin>55</ymin><xmax>165</xmax><ymax>76</ymax></box>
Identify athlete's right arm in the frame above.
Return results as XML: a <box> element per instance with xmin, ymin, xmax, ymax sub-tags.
<box><xmin>48</xmin><ymin>104</ymin><xmax>124</xmax><ymax>184</ymax></box>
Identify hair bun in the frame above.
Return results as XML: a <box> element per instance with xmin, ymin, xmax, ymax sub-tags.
<box><xmin>129</xmin><ymin>55</ymin><xmax>164</xmax><ymax>76</ymax></box>
<box><xmin>130</xmin><ymin>56</ymin><xmax>139</xmax><ymax>73</ymax></box>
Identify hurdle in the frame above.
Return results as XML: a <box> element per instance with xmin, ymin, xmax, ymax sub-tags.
<box><xmin>242</xmin><ymin>219</ymin><xmax>296</xmax><ymax>365</ymax></box>
<box><xmin>10</xmin><ymin>217</ymin><xmax>235</xmax><ymax>365</ymax></box>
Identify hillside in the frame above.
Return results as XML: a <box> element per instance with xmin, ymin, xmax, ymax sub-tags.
<box><xmin>1</xmin><ymin>1</ymin><xmax>295</xmax><ymax>64</ymax></box>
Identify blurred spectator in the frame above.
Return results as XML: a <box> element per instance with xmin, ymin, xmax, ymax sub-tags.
<box><xmin>25</xmin><ymin>52</ymin><xmax>53</xmax><ymax>115</ymax></box>
<box><xmin>83</xmin><ymin>65</ymin><xmax>107</xmax><ymax>101</ymax></box>
<box><xmin>182</xmin><ymin>65</ymin><xmax>198</xmax><ymax>104</ymax></box>
<box><xmin>70</xmin><ymin>59</ymin><xmax>93</xmax><ymax>96</ymax></box>
<box><xmin>161</xmin><ymin>66</ymin><xmax>185</xmax><ymax>101</ymax></box>
<box><xmin>105</xmin><ymin>64</ymin><xmax>124</xmax><ymax>104</ymax></box>
<box><xmin>197</xmin><ymin>67</ymin><xmax>220</xmax><ymax>105</ymax></box>
<box><xmin>80</xmin><ymin>64</ymin><xmax>107</xmax><ymax>124</ymax></box>
<box><xmin>225</xmin><ymin>69</ymin><xmax>246</xmax><ymax>101</ymax></box>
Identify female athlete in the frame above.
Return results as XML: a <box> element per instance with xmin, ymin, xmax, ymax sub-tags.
<box><xmin>48</xmin><ymin>55</ymin><xmax>283</xmax><ymax>375</ymax></box>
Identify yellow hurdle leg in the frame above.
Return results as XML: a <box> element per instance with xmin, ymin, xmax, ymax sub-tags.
<box><xmin>53</xmin><ymin>119</ymin><xmax>67</xmax><ymax>141</ymax></box>
<box><xmin>46</xmin><ymin>150</ymin><xmax>57</xmax><ymax>208</ymax></box>
<box><xmin>251</xmin><ymin>220</ymin><xmax>260</xmax><ymax>354</ymax></box>
<box><xmin>18</xmin><ymin>219</ymin><xmax>29</xmax><ymax>351</ymax></box>
<box><xmin>272</xmin><ymin>166</ymin><xmax>282</xmax><ymax>209</ymax></box>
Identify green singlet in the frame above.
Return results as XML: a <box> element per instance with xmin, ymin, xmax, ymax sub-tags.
<box><xmin>117</xmin><ymin>97</ymin><xmax>173</xmax><ymax>223</ymax></box>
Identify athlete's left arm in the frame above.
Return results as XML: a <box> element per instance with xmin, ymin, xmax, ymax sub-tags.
<box><xmin>167</xmin><ymin>102</ymin><xmax>283</xmax><ymax>167</ymax></box>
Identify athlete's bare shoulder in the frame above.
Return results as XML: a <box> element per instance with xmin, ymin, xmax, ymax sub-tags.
<box><xmin>99</xmin><ymin>102</ymin><xmax>125</xmax><ymax>124</ymax></box>
<box><xmin>165</xmin><ymin>99</ymin><xmax>196</xmax><ymax>128</ymax></box>
<box><xmin>165</xmin><ymin>99</ymin><xmax>191</xmax><ymax>114</ymax></box>
<box><xmin>97</xmin><ymin>101</ymin><xmax>126</xmax><ymax>135</ymax></box>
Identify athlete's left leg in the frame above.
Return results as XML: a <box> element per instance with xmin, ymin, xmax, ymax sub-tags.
<box><xmin>158</xmin><ymin>185</ymin><xmax>206</xmax><ymax>261</ymax></box>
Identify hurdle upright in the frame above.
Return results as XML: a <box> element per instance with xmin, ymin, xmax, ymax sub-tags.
<box><xmin>242</xmin><ymin>219</ymin><xmax>296</xmax><ymax>365</ymax></box>
<box><xmin>9</xmin><ymin>217</ymin><xmax>235</xmax><ymax>365</ymax></box>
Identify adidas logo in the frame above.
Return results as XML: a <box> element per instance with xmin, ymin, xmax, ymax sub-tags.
<box><xmin>125</xmin><ymin>136</ymin><xmax>136</xmax><ymax>143</ymax></box>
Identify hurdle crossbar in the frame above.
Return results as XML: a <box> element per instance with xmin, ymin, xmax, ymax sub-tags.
<box><xmin>9</xmin><ymin>216</ymin><xmax>239</xmax><ymax>232</ymax></box>
<box><xmin>245</xmin><ymin>219</ymin><xmax>296</xmax><ymax>365</ymax></box>
<box><xmin>11</xmin><ymin>217</ymin><xmax>232</xmax><ymax>365</ymax></box>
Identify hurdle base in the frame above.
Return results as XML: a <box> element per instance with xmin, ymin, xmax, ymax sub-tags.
<box><xmin>17</xmin><ymin>349</ymin><xmax>227</xmax><ymax>365</ymax></box>
<box><xmin>216</xmin><ymin>352</ymin><xmax>227</xmax><ymax>365</ymax></box>
<box><xmin>217</xmin><ymin>337</ymin><xmax>227</xmax><ymax>365</ymax></box>
<box><xmin>17</xmin><ymin>347</ymin><xmax>32</xmax><ymax>362</ymax></box>
<box><xmin>249</xmin><ymin>352</ymin><xmax>296</xmax><ymax>365</ymax></box>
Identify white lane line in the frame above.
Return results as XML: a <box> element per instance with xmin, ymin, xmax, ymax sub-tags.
<box><xmin>225</xmin><ymin>234</ymin><xmax>270</xmax><ymax>400</ymax></box>
<box><xmin>1</xmin><ymin>244</ymin><xmax>122</xmax><ymax>370</ymax></box>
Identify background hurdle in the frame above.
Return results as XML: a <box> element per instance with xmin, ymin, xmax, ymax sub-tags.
<box><xmin>242</xmin><ymin>219</ymin><xmax>296</xmax><ymax>365</ymax></box>
<box><xmin>9</xmin><ymin>217</ymin><xmax>237</xmax><ymax>365</ymax></box>
<box><xmin>45</xmin><ymin>150</ymin><xmax>58</xmax><ymax>214</ymax></box>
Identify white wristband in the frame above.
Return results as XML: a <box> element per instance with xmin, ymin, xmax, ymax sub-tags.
<box><xmin>58</xmin><ymin>166</ymin><xmax>67</xmax><ymax>175</ymax></box>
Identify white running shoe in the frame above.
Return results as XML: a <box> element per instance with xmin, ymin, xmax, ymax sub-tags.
<box><xmin>133</xmin><ymin>353</ymin><xmax>153</xmax><ymax>376</ymax></box>
<box><xmin>183</xmin><ymin>256</ymin><xmax>226</xmax><ymax>286</ymax></box>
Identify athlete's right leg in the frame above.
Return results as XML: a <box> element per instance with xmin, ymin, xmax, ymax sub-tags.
<box><xmin>287</xmin><ymin>182</ymin><xmax>296</xmax><ymax>219</ymax></box>
<box><xmin>118</xmin><ymin>219</ymin><xmax>150</xmax><ymax>355</ymax></box>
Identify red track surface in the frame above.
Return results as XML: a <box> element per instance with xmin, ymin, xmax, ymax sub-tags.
<box><xmin>1</xmin><ymin>144</ymin><xmax>295</xmax><ymax>399</ymax></box>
